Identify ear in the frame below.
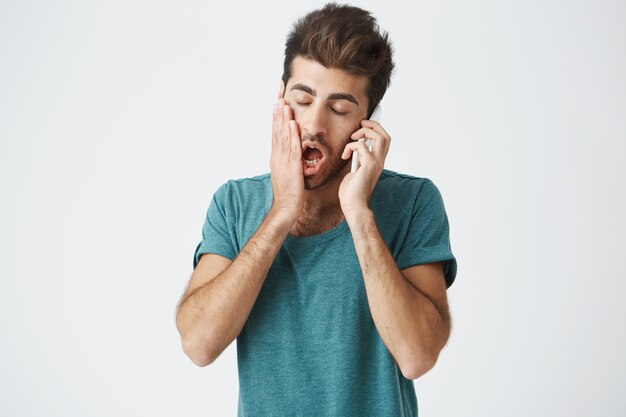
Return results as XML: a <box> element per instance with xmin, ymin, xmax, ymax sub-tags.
<box><xmin>279</xmin><ymin>80</ymin><xmax>285</xmax><ymax>99</ymax></box>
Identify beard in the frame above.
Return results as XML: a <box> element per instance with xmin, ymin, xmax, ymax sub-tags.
<box><xmin>303</xmin><ymin>155</ymin><xmax>349</xmax><ymax>190</ymax></box>
<box><xmin>302</xmin><ymin>132</ymin><xmax>351</xmax><ymax>190</ymax></box>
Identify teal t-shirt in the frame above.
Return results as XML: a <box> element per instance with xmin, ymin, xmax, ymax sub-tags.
<box><xmin>193</xmin><ymin>169</ymin><xmax>457</xmax><ymax>417</ymax></box>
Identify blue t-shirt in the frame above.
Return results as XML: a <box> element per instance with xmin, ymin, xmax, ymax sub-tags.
<box><xmin>193</xmin><ymin>169</ymin><xmax>457</xmax><ymax>417</ymax></box>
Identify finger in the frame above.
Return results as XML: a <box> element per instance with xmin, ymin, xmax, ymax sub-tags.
<box><xmin>353</xmin><ymin>122</ymin><xmax>389</xmax><ymax>141</ymax></box>
<box><xmin>358</xmin><ymin>125</ymin><xmax>391</xmax><ymax>155</ymax></box>
<box><xmin>282</xmin><ymin>104</ymin><xmax>292</xmax><ymax>143</ymax></box>
<box><xmin>341</xmin><ymin>140</ymin><xmax>369</xmax><ymax>159</ymax></box>
<box><xmin>283</xmin><ymin>102</ymin><xmax>293</xmax><ymax>121</ymax></box>
<box><xmin>273</xmin><ymin>102</ymin><xmax>277</xmax><ymax>145</ymax></box>
<box><xmin>273</xmin><ymin>101</ymin><xmax>283</xmax><ymax>147</ymax></box>
<box><xmin>351</xmin><ymin>127</ymin><xmax>385</xmax><ymax>154</ymax></box>
<box><xmin>342</xmin><ymin>139</ymin><xmax>376</xmax><ymax>163</ymax></box>
<box><xmin>278</xmin><ymin>80</ymin><xmax>285</xmax><ymax>99</ymax></box>
<box><xmin>351</xmin><ymin>127</ymin><xmax>381</xmax><ymax>141</ymax></box>
<box><xmin>353</xmin><ymin>139</ymin><xmax>375</xmax><ymax>165</ymax></box>
<box><xmin>360</xmin><ymin>118</ymin><xmax>389</xmax><ymax>137</ymax></box>
<box><xmin>275</xmin><ymin>99</ymin><xmax>289</xmax><ymax>147</ymax></box>
<box><xmin>361</xmin><ymin>119</ymin><xmax>390</xmax><ymax>137</ymax></box>
<box><xmin>341</xmin><ymin>140</ymin><xmax>362</xmax><ymax>160</ymax></box>
<box><xmin>289</xmin><ymin>120</ymin><xmax>302</xmax><ymax>160</ymax></box>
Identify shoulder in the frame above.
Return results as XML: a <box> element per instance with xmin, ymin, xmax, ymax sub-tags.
<box><xmin>214</xmin><ymin>172</ymin><xmax>272</xmax><ymax>199</ymax></box>
<box><xmin>221</xmin><ymin>172</ymin><xmax>271</xmax><ymax>189</ymax></box>
<box><xmin>373</xmin><ymin>169</ymin><xmax>443</xmax><ymax>213</ymax></box>
<box><xmin>209</xmin><ymin>173</ymin><xmax>273</xmax><ymax>217</ymax></box>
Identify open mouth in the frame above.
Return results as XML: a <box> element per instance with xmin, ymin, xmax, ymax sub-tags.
<box><xmin>302</xmin><ymin>144</ymin><xmax>324</xmax><ymax>167</ymax></box>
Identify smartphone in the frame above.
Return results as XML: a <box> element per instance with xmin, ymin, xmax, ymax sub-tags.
<box><xmin>351</xmin><ymin>104</ymin><xmax>382</xmax><ymax>173</ymax></box>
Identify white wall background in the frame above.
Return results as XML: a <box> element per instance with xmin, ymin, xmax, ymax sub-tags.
<box><xmin>1</xmin><ymin>0</ymin><xmax>625</xmax><ymax>415</ymax></box>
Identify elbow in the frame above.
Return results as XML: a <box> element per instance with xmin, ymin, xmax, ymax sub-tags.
<box><xmin>181</xmin><ymin>337</ymin><xmax>219</xmax><ymax>367</ymax></box>
<box><xmin>176</xmin><ymin>309</ymin><xmax>222</xmax><ymax>367</ymax></box>
<box><xmin>399</xmin><ymin>352</ymin><xmax>439</xmax><ymax>380</ymax></box>
<box><xmin>401</xmin><ymin>320</ymin><xmax>451</xmax><ymax>379</ymax></box>
<box><xmin>400</xmin><ymin>315</ymin><xmax>451</xmax><ymax>380</ymax></box>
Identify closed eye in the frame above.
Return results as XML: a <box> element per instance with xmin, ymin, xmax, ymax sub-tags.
<box><xmin>295</xmin><ymin>102</ymin><xmax>347</xmax><ymax>116</ymax></box>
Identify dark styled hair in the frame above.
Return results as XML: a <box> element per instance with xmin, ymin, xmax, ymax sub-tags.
<box><xmin>282</xmin><ymin>3</ymin><xmax>395</xmax><ymax>118</ymax></box>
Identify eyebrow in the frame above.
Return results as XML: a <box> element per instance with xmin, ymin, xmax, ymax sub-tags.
<box><xmin>290</xmin><ymin>83</ymin><xmax>360</xmax><ymax>106</ymax></box>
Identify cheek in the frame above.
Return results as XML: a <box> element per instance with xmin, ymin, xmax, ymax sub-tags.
<box><xmin>327</xmin><ymin>123</ymin><xmax>359</xmax><ymax>152</ymax></box>
<box><xmin>336</xmin><ymin>119</ymin><xmax>361</xmax><ymax>141</ymax></box>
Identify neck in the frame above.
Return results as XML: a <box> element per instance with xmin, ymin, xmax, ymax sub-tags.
<box><xmin>301</xmin><ymin>163</ymin><xmax>350</xmax><ymax>215</ymax></box>
<box><xmin>289</xmin><ymin>164</ymin><xmax>350</xmax><ymax>237</ymax></box>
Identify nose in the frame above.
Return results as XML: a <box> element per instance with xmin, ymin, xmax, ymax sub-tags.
<box><xmin>298</xmin><ymin>102</ymin><xmax>327</xmax><ymax>139</ymax></box>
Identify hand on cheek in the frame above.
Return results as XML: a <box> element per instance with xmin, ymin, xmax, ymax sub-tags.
<box><xmin>270</xmin><ymin>81</ymin><xmax>305</xmax><ymax>224</ymax></box>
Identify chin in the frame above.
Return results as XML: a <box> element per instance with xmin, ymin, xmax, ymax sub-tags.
<box><xmin>303</xmin><ymin>177</ymin><xmax>322</xmax><ymax>190</ymax></box>
<box><xmin>303</xmin><ymin>158</ymin><xmax>349</xmax><ymax>190</ymax></box>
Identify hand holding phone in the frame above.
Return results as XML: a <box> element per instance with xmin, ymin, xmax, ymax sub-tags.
<box><xmin>351</xmin><ymin>104</ymin><xmax>382</xmax><ymax>173</ymax></box>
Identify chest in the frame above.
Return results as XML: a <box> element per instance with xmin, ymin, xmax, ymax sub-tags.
<box><xmin>244</xmin><ymin>232</ymin><xmax>372</xmax><ymax>339</ymax></box>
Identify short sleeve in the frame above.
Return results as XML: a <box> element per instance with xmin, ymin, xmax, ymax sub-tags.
<box><xmin>396</xmin><ymin>179</ymin><xmax>458</xmax><ymax>288</ymax></box>
<box><xmin>192</xmin><ymin>184</ymin><xmax>237</xmax><ymax>269</ymax></box>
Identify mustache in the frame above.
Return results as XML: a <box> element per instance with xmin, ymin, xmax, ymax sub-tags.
<box><xmin>301</xmin><ymin>132</ymin><xmax>354</xmax><ymax>150</ymax></box>
<box><xmin>301</xmin><ymin>132</ymin><xmax>325</xmax><ymax>145</ymax></box>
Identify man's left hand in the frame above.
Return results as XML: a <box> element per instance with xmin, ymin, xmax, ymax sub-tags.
<box><xmin>339</xmin><ymin>119</ymin><xmax>391</xmax><ymax>221</ymax></box>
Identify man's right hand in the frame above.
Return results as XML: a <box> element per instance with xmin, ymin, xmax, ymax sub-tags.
<box><xmin>270</xmin><ymin>81</ymin><xmax>305</xmax><ymax>225</ymax></box>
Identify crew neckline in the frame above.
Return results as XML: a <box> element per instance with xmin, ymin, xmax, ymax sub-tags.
<box><xmin>284</xmin><ymin>218</ymin><xmax>350</xmax><ymax>245</ymax></box>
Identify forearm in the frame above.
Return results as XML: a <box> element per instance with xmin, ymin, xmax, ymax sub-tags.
<box><xmin>346</xmin><ymin>208</ymin><xmax>449</xmax><ymax>378</ymax></box>
<box><xmin>177</xmin><ymin>207</ymin><xmax>292</xmax><ymax>365</ymax></box>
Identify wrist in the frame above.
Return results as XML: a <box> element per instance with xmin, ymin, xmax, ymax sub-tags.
<box><xmin>269</xmin><ymin>204</ymin><xmax>300</xmax><ymax>228</ymax></box>
<box><xmin>343</xmin><ymin>205</ymin><xmax>374</xmax><ymax>228</ymax></box>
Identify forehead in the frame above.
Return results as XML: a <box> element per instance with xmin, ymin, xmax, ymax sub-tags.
<box><xmin>288</xmin><ymin>56</ymin><xmax>368</xmax><ymax>100</ymax></box>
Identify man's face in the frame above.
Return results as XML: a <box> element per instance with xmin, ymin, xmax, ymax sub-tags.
<box><xmin>284</xmin><ymin>56</ymin><xmax>369</xmax><ymax>190</ymax></box>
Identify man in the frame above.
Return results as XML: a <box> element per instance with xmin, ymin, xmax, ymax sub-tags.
<box><xmin>176</xmin><ymin>3</ymin><xmax>457</xmax><ymax>416</ymax></box>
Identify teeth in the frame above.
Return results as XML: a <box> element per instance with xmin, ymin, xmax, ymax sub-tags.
<box><xmin>305</xmin><ymin>158</ymin><xmax>321</xmax><ymax>166</ymax></box>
